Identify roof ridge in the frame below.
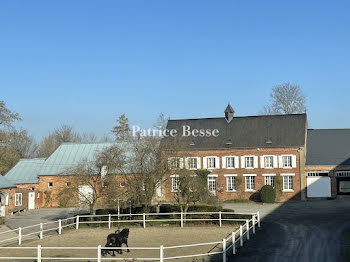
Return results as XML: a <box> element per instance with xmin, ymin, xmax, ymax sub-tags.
<box><xmin>169</xmin><ymin>113</ymin><xmax>306</xmax><ymax>122</ymax></box>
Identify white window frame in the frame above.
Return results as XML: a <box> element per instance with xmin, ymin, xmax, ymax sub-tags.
<box><xmin>281</xmin><ymin>173</ymin><xmax>295</xmax><ymax>192</ymax></box>
<box><xmin>188</xmin><ymin>157</ymin><xmax>198</xmax><ymax>170</ymax></box>
<box><xmin>15</xmin><ymin>193</ymin><xmax>22</xmax><ymax>207</ymax></box>
<box><xmin>170</xmin><ymin>174</ymin><xmax>180</xmax><ymax>192</ymax></box>
<box><xmin>207</xmin><ymin>175</ymin><xmax>217</xmax><ymax>192</ymax></box>
<box><xmin>307</xmin><ymin>171</ymin><xmax>329</xmax><ymax>177</ymax></box>
<box><xmin>245</xmin><ymin>156</ymin><xmax>254</xmax><ymax>169</ymax></box>
<box><xmin>264</xmin><ymin>156</ymin><xmax>274</xmax><ymax>169</ymax></box>
<box><xmin>207</xmin><ymin>157</ymin><xmax>217</xmax><ymax>169</ymax></box>
<box><xmin>243</xmin><ymin>174</ymin><xmax>256</xmax><ymax>192</ymax></box>
<box><xmin>263</xmin><ymin>174</ymin><xmax>276</xmax><ymax>187</ymax></box>
<box><xmin>48</xmin><ymin>182</ymin><xmax>53</xmax><ymax>188</ymax></box>
<box><xmin>282</xmin><ymin>155</ymin><xmax>293</xmax><ymax>168</ymax></box>
<box><xmin>226</xmin><ymin>157</ymin><xmax>235</xmax><ymax>169</ymax></box>
<box><xmin>224</xmin><ymin>174</ymin><xmax>237</xmax><ymax>192</ymax></box>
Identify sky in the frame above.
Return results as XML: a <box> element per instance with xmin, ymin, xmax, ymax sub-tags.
<box><xmin>1</xmin><ymin>1</ymin><xmax>350</xmax><ymax>140</ymax></box>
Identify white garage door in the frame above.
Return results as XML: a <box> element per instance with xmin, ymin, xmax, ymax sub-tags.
<box><xmin>307</xmin><ymin>177</ymin><xmax>331</xmax><ymax>198</ymax></box>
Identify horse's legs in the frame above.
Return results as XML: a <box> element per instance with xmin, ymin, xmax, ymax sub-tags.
<box><xmin>125</xmin><ymin>241</ymin><xmax>130</xmax><ymax>252</ymax></box>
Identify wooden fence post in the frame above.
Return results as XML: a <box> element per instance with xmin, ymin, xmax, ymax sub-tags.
<box><xmin>232</xmin><ymin>231</ymin><xmax>236</xmax><ymax>254</ymax></box>
<box><xmin>97</xmin><ymin>245</ymin><xmax>101</xmax><ymax>262</ymax></box>
<box><xmin>40</xmin><ymin>223</ymin><xmax>43</xmax><ymax>239</ymax></box>
<box><xmin>160</xmin><ymin>245</ymin><xmax>164</xmax><ymax>262</ymax></box>
<box><xmin>219</xmin><ymin>211</ymin><xmax>222</xmax><ymax>227</ymax></box>
<box><xmin>246</xmin><ymin>220</ymin><xmax>250</xmax><ymax>240</ymax></box>
<box><xmin>143</xmin><ymin>213</ymin><xmax>146</xmax><ymax>228</ymax></box>
<box><xmin>37</xmin><ymin>245</ymin><xmax>41</xmax><ymax>262</ymax></box>
<box><xmin>76</xmin><ymin>215</ymin><xmax>79</xmax><ymax>230</ymax></box>
<box><xmin>18</xmin><ymin>227</ymin><xmax>22</xmax><ymax>245</ymax></box>
<box><xmin>252</xmin><ymin>216</ymin><xmax>256</xmax><ymax>234</ymax></box>
<box><xmin>239</xmin><ymin>225</ymin><xmax>243</xmax><ymax>247</ymax></box>
<box><xmin>257</xmin><ymin>211</ymin><xmax>260</xmax><ymax>227</ymax></box>
<box><xmin>222</xmin><ymin>238</ymin><xmax>226</xmax><ymax>262</ymax></box>
<box><xmin>58</xmin><ymin>219</ymin><xmax>62</xmax><ymax>235</ymax></box>
<box><xmin>108</xmin><ymin>214</ymin><xmax>111</xmax><ymax>229</ymax></box>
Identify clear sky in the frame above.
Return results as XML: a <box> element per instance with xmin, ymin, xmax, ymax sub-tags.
<box><xmin>1</xmin><ymin>1</ymin><xmax>350</xmax><ymax>139</ymax></box>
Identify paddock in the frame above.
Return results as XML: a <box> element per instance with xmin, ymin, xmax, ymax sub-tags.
<box><xmin>1</xmin><ymin>226</ymin><xmax>238</xmax><ymax>261</ymax></box>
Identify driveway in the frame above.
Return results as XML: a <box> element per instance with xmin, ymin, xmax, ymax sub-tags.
<box><xmin>224</xmin><ymin>196</ymin><xmax>350</xmax><ymax>262</ymax></box>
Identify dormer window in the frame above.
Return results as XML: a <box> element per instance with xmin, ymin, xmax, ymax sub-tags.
<box><xmin>224</xmin><ymin>104</ymin><xmax>234</xmax><ymax>123</ymax></box>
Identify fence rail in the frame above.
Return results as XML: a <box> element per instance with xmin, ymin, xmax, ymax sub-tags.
<box><xmin>0</xmin><ymin>211</ymin><xmax>261</xmax><ymax>261</ymax></box>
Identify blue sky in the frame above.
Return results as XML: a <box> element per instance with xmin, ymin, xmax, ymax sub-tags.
<box><xmin>1</xmin><ymin>1</ymin><xmax>350</xmax><ymax>139</ymax></box>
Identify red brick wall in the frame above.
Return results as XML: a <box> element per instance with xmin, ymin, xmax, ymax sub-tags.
<box><xmin>162</xmin><ymin>147</ymin><xmax>303</xmax><ymax>202</ymax></box>
<box><xmin>1</xmin><ymin>187</ymin><xmax>30</xmax><ymax>216</ymax></box>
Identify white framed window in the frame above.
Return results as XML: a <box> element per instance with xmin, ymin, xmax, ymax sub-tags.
<box><xmin>48</xmin><ymin>182</ymin><xmax>53</xmax><ymax>188</ymax></box>
<box><xmin>281</xmin><ymin>174</ymin><xmax>294</xmax><ymax>191</ymax></box>
<box><xmin>168</xmin><ymin>157</ymin><xmax>183</xmax><ymax>169</ymax></box>
<box><xmin>264</xmin><ymin>156</ymin><xmax>274</xmax><ymax>168</ymax></box>
<box><xmin>171</xmin><ymin>175</ymin><xmax>179</xmax><ymax>192</ymax></box>
<box><xmin>263</xmin><ymin>174</ymin><xmax>276</xmax><ymax>187</ymax></box>
<box><xmin>336</xmin><ymin>171</ymin><xmax>350</xmax><ymax>177</ymax></box>
<box><xmin>245</xmin><ymin>157</ymin><xmax>254</xmax><ymax>168</ymax></box>
<box><xmin>189</xmin><ymin>157</ymin><xmax>198</xmax><ymax>169</ymax></box>
<box><xmin>226</xmin><ymin>157</ymin><xmax>235</xmax><ymax>168</ymax></box>
<box><xmin>15</xmin><ymin>193</ymin><xmax>22</xmax><ymax>206</ymax></box>
<box><xmin>244</xmin><ymin>174</ymin><xmax>256</xmax><ymax>191</ymax></box>
<box><xmin>208</xmin><ymin>176</ymin><xmax>217</xmax><ymax>192</ymax></box>
<box><xmin>225</xmin><ymin>174</ymin><xmax>237</xmax><ymax>191</ymax></box>
<box><xmin>208</xmin><ymin>157</ymin><xmax>217</xmax><ymax>169</ymax></box>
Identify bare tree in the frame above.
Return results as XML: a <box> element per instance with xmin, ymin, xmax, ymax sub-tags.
<box><xmin>153</xmin><ymin>113</ymin><xmax>169</xmax><ymax>135</ymax></box>
<box><xmin>173</xmin><ymin>169</ymin><xmax>217</xmax><ymax>214</ymax></box>
<box><xmin>262</xmin><ymin>83</ymin><xmax>306</xmax><ymax>115</ymax></box>
<box><xmin>0</xmin><ymin>101</ymin><xmax>21</xmax><ymax>129</ymax></box>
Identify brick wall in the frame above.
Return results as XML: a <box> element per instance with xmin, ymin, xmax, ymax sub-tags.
<box><xmin>0</xmin><ymin>187</ymin><xmax>30</xmax><ymax>216</ymax></box>
<box><xmin>162</xmin><ymin>147</ymin><xmax>303</xmax><ymax>202</ymax></box>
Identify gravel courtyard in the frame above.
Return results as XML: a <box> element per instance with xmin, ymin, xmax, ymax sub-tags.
<box><xmin>1</xmin><ymin>226</ymin><xmax>239</xmax><ymax>261</ymax></box>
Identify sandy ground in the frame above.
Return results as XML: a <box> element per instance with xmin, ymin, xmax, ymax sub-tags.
<box><xmin>0</xmin><ymin>225</ymin><xmax>238</xmax><ymax>262</ymax></box>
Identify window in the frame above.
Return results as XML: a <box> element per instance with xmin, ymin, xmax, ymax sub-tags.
<box><xmin>171</xmin><ymin>176</ymin><xmax>179</xmax><ymax>192</ymax></box>
<box><xmin>189</xmin><ymin>157</ymin><xmax>198</xmax><ymax>169</ymax></box>
<box><xmin>336</xmin><ymin>171</ymin><xmax>350</xmax><ymax>177</ymax></box>
<box><xmin>15</xmin><ymin>193</ymin><xmax>22</xmax><ymax>206</ymax></box>
<box><xmin>37</xmin><ymin>193</ymin><xmax>40</xmax><ymax>199</ymax></box>
<box><xmin>245</xmin><ymin>157</ymin><xmax>254</xmax><ymax>168</ymax></box>
<box><xmin>307</xmin><ymin>172</ymin><xmax>329</xmax><ymax>177</ymax></box>
<box><xmin>264</xmin><ymin>176</ymin><xmax>275</xmax><ymax>187</ymax></box>
<box><xmin>226</xmin><ymin>157</ymin><xmax>235</xmax><ymax>168</ymax></box>
<box><xmin>245</xmin><ymin>176</ymin><xmax>255</xmax><ymax>191</ymax></box>
<box><xmin>120</xmin><ymin>182</ymin><xmax>125</xmax><ymax>188</ymax></box>
<box><xmin>282</xmin><ymin>156</ymin><xmax>292</xmax><ymax>168</ymax></box>
<box><xmin>66</xmin><ymin>182</ymin><xmax>71</xmax><ymax>188</ymax></box>
<box><xmin>168</xmin><ymin>158</ymin><xmax>182</xmax><ymax>169</ymax></box>
<box><xmin>208</xmin><ymin>157</ymin><xmax>216</xmax><ymax>169</ymax></box>
<box><xmin>283</xmin><ymin>176</ymin><xmax>294</xmax><ymax>191</ymax></box>
<box><xmin>48</xmin><ymin>182</ymin><xmax>53</xmax><ymax>188</ymax></box>
<box><xmin>208</xmin><ymin>176</ymin><xmax>217</xmax><ymax>192</ymax></box>
<box><xmin>264</xmin><ymin>156</ymin><xmax>274</xmax><ymax>168</ymax></box>
<box><xmin>226</xmin><ymin>175</ymin><xmax>236</xmax><ymax>191</ymax></box>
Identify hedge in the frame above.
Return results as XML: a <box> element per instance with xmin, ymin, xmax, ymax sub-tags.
<box><xmin>260</xmin><ymin>185</ymin><xmax>276</xmax><ymax>203</ymax></box>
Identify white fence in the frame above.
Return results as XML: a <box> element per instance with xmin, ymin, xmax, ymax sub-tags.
<box><xmin>0</xmin><ymin>211</ymin><xmax>261</xmax><ymax>261</ymax></box>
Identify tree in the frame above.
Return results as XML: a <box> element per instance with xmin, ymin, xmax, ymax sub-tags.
<box><xmin>0</xmin><ymin>101</ymin><xmax>21</xmax><ymax>129</ymax></box>
<box><xmin>153</xmin><ymin>113</ymin><xmax>169</xmax><ymax>136</ymax></box>
<box><xmin>262</xmin><ymin>83</ymin><xmax>306</xmax><ymax>115</ymax></box>
<box><xmin>112</xmin><ymin>114</ymin><xmax>131</xmax><ymax>141</ymax></box>
<box><xmin>123</xmin><ymin>136</ymin><xmax>168</xmax><ymax>212</ymax></box>
<box><xmin>37</xmin><ymin>125</ymin><xmax>86</xmax><ymax>157</ymax></box>
<box><xmin>173</xmin><ymin>169</ymin><xmax>217</xmax><ymax>214</ymax></box>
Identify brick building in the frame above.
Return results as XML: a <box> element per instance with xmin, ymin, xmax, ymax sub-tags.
<box><xmin>305</xmin><ymin>129</ymin><xmax>350</xmax><ymax>198</ymax></box>
<box><xmin>0</xmin><ymin>176</ymin><xmax>31</xmax><ymax>216</ymax></box>
<box><xmin>161</xmin><ymin>104</ymin><xmax>308</xmax><ymax>202</ymax></box>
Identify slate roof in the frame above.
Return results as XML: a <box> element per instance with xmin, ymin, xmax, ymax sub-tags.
<box><xmin>38</xmin><ymin>142</ymin><xmax>114</xmax><ymax>176</ymax></box>
<box><xmin>0</xmin><ymin>175</ymin><xmax>16</xmax><ymax>189</ymax></box>
<box><xmin>306</xmin><ymin>129</ymin><xmax>350</xmax><ymax>166</ymax></box>
<box><xmin>161</xmin><ymin>114</ymin><xmax>307</xmax><ymax>150</ymax></box>
<box><xmin>5</xmin><ymin>158</ymin><xmax>45</xmax><ymax>184</ymax></box>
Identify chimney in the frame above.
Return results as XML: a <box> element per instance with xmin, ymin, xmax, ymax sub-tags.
<box><xmin>224</xmin><ymin>103</ymin><xmax>234</xmax><ymax>123</ymax></box>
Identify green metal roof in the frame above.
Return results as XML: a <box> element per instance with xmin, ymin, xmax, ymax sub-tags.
<box><xmin>5</xmin><ymin>158</ymin><xmax>45</xmax><ymax>184</ymax></box>
<box><xmin>38</xmin><ymin>142</ymin><xmax>114</xmax><ymax>176</ymax></box>
<box><xmin>0</xmin><ymin>175</ymin><xmax>16</xmax><ymax>189</ymax></box>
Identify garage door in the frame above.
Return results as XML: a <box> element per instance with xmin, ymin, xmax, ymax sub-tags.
<box><xmin>307</xmin><ymin>177</ymin><xmax>331</xmax><ymax>198</ymax></box>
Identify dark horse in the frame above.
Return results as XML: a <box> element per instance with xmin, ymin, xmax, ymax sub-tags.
<box><xmin>102</xmin><ymin>228</ymin><xmax>130</xmax><ymax>256</ymax></box>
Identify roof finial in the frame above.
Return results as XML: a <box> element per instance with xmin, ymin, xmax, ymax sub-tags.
<box><xmin>224</xmin><ymin>103</ymin><xmax>234</xmax><ymax>123</ymax></box>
